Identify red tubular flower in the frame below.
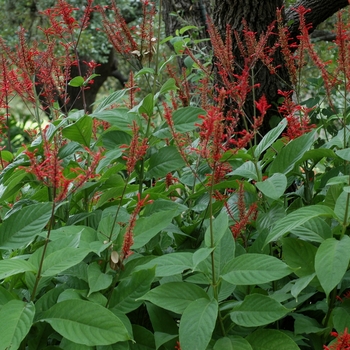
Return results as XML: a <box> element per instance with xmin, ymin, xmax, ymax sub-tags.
<box><xmin>121</xmin><ymin>193</ymin><xmax>153</xmax><ymax>260</ymax></box>
<box><xmin>323</xmin><ymin>328</ymin><xmax>350</xmax><ymax>350</ymax></box>
<box><xmin>121</xmin><ymin>121</ymin><xmax>148</xmax><ymax>175</ymax></box>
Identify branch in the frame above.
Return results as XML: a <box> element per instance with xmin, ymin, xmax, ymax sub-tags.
<box><xmin>285</xmin><ymin>0</ymin><xmax>349</xmax><ymax>37</ymax></box>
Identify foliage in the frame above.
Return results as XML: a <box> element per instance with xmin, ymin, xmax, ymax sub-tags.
<box><xmin>1</xmin><ymin>1</ymin><xmax>350</xmax><ymax>350</ymax></box>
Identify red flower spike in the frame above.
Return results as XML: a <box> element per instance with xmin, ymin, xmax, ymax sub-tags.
<box><xmin>323</xmin><ymin>328</ymin><xmax>350</xmax><ymax>350</ymax></box>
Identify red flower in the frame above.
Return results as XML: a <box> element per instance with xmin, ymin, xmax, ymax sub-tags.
<box><xmin>324</xmin><ymin>328</ymin><xmax>350</xmax><ymax>350</ymax></box>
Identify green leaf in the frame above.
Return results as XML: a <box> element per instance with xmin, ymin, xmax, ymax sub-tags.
<box><xmin>255</xmin><ymin>173</ymin><xmax>287</xmax><ymax>200</ymax></box>
<box><xmin>334</xmin><ymin>191</ymin><xmax>350</xmax><ymax>223</ymax></box>
<box><xmin>315</xmin><ymin>236</ymin><xmax>350</xmax><ymax>297</ymax></box>
<box><xmin>230</xmin><ymin>294</ymin><xmax>292</xmax><ymax>327</ymax></box>
<box><xmin>333</xmin><ymin>300</ymin><xmax>350</xmax><ymax>332</ymax></box>
<box><xmin>254</xmin><ymin>118</ymin><xmax>287</xmax><ymax>158</ymax></box>
<box><xmin>134</xmin><ymin>67</ymin><xmax>155</xmax><ymax>77</ymax></box>
<box><xmin>0</xmin><ymin>169</ymin><xmax>27</xmax><ymax>202</ymax></box>
<box><xmin>335</xmin><ymin>148</ymin><xmax>350</xmax><ymax>161</ymax></box>
<box><xmin>0</xmin><ymin>259</ymin><xmax>37</xmax><ymax>280</ymax></box>
<box><xmin>139</xmin><ymin>282</ymin><xmax>209</xmax><ymax>314</ymax></box>
<box><xmin>172</xmin><ymin>107</ymin><xmax>205</xmax><ymax>133</ymax></box>
<box><xmin>139</xmin><ymin>93</ymin><xmax>154</xmax><ymax>117</ymax></box>
<box><xmin>91</xmin><ymin>108</ymin><xmax>139</xmax><ymax>132</ymax></box>
<box><xmin>246</xmin><ymin>329</ymin><xmax>300</xmax><ymax>350</ymax></box>
<box><xmin>221</xmin><ymin>254</ymin><xmax>292</xmax><ymax>285</ymax></box>
<box><xmin>0</xmin><ymin>203</ymin><xmax>53</xmax><ymax>249</ymax></box>
<box><xmin>264</xmin><ymin>205</ymin><xmax>334</xmax><ymax>245</ymax></box>
<box><xmin>93</xmin><ymin>89</ymin><xmax>129</xmax><ymax>113</ymax></box>
<box><xmin>109</xmin><ymin>268</ymin><xmax>155</xmax><ymax>313</ymax></box>
<box><xmin>282</xmin><ymin>237</ymin><xmax>316</xmax><ymax>277</ymax></box>
<box><xmin>69</xmin><ymin>76</ymin><xmax>85</xmax><ymax>87</ymax></box>
<box><xmin>147</xmin><ymin>146</ymin><xmax>186</xmax><ymax>179</ymax></box>
<box><xmin>179</xmin><ymin>298</ymin><xmax>218</xmax><ymax>350</ymax></box>
<box><xmin>214</xmin><ymin>336</ymin><xmax>253</xmax><ymax>350</ymax></box>
<box><xmin>291</xmin><ymin>273</ymin><xmax>316</xmax><ymax>300</ymax></box>
<box><xmin>87</xmin><ymin>263</ymin><xmax>113</xmax><ymax>297</ymax></box>
<box><xmin>269</xmin><ymin>130</ymin><xmax>316</xmax><ymax>175</ymax></box>
<box><xmin>62</xmin><ymin>115</ymin><xmax>92</xmax><ymax>147</ymax></box>
<box><xmin>293</xmin><ymin>314</ymin><xmax>326</xmax><ymax>334</ymax></box>
<box><xmin>204</xmin><ymin>211</ymin><xmax>229</xmax><ymax>248</ymax></box>
<box><xmin>192</xmin><ymin>248</ymin><xmax>214</xmax><ymax>271</ymax></box>
<box><xmin>39</xmin><ymin>299</ymin><xmax>130</xmax><ymax>346</ymax></box>
<box><xmin>290</xmin><ymin>217</ymin><xmax>331</xmax><ymax>243</ymax></box>
<box><xmin>0</xmin><ymin>300</ymin><xmax>35</xmax><ymax>350</ymax></box>
<box><xmin>132</xmin><ymin>210</ymin><xmax>175</xmax><ymax>249</ymax></box>
<box><xmin>228</xmin><ymin>161</ymin><xmax>259</xmax><ymax>181</ymax></box>
<box><xmin>156</xmin><ymin>78</ymin><xmax>178</xmax><ymax>97</ymax></box>
<box><xmin>41</xmin><ymin>247</ymin><xmax>91</xmax><ymax>277</ymax></box>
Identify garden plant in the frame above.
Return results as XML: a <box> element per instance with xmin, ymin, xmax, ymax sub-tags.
<box><xmin>1</xmin><ymin>0</ymin><xmax>350</xmax><ymax>349</ymax></box>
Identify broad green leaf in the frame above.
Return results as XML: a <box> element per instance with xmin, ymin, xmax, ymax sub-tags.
<box><xmin>172</xmin><ymin>106</ymin><xmax>205</xmax><ymax>133</ymax></box>
<box><xmin>290</xmin><ymin>217</ymin><xmax>331</xmax><ymax>243</ymax></box>
<box><xmin>335</xmin><ymin>148</ymin><xmax>350</xmax><ymax>161</ymax></box>
<box><xmin>96</xmin><ymin>149</ymin><xmax>123</xmax><ymax>174</ymax></box>
<box><xmin>179</xmin><ymin>298</ymin><xmax>218</xmax><ymax>350</ymax></box>
<box><xmin>333</xmin><ymin>300</ymin><xmax>350</xmax><ymax>332</ymax></box>
<box><xmin>282</xmin><ymin>238</ymin><xmax>316</xmax><ymax>277</ymax></box>
<box><xmin>132</xmin><ymin>210</ymin><xmax>175</xmax><ymax>249</ymax></box>
<box><xmin>214</xmin><ymin>336</ymin><xmax>253</xmax><ymax>350</ymax></box>
<box><xmin>109</xmin><ymin>268</ymin><xmax>155</xmax><ymax>313</ymax></box>
<box><xmin>41</xmin><ymin>247</ymin><xmax>91</xmax><ymax>277</ymax></box>
<box><xmin>315</xmin><ymin>236</ymin><xmax>350</xmax><ymax>297</ymax></box>
<box><xmin>135</xmin><ymin>252</ymin><xmax>193</xmax><ymax>277</ymax></box>
<box><xmin>291</xmin><ymin>273</ymin><xmax>316</xmax><ymax>300</ymax></box>
<box><xmin>254</xmin><ymin>118</ymin><xmax>287</xmax><ymax>158</ymax></box>
<box><xmin>0</xmin><ymin>300</ymin><xmax>35</xmax><ymax>350</ymax></box>
<box><xmin>334</xmin><ymin>191</ymin><xmax>350</xmax><ymax>223</ymax></box>
<box><xmin>157</xmin><ymin>78</ymin><xmax>178</xmax><ymax>96</ymax></box>
<box><xmin>139</xmin><ymin>93</ymin><xmax>154</xmax><ymax>117</ymax></box>
<box><xmin>228</xmin><ymin>161</ymin><xmax>259</xmax><ymax>181</ymax></box>
<box><xmin>147</xmin><ymin>146</ymin><xmax>186</xmax><ymax>179</ymax></box>
<box><xmin>0</xmin><ymin>169</ymin><xmax>27</xmax><ymax>202</ymax></box>
<box><xmin>268</xmin><ymin>130</ymin><xmax>316</xmax><ymax>175</ymax></box>
<box><xmin>39</xmin><ymin>299</ymin><xmax>130</xmax><ymax>346</ymax></box>
<box><xmin>192</xmin><ymin>248</ymin><xmax>214</xmax><ymax>270</ymax></box>
<box><xmin>246</xmin><ymin>329</ymin><xmax>300</xmax><ymax>350</ymax></box>
<box><xmin>135</xmin><ymin>67</ymin><xmax>155</xmax><ymax>77</ymax></box>
<box><xmin>87</xmin><ymin>263</ymin><xmax>113</xmax><ymax>296</ymax></box>
<box><xmin>0</xmin><ymin>286</ymin><xmax>16</xmax><ymax>306</ymax></box>
<box><xmin>0</xmin><ymin>259</ymin><xmax>37</xmax><ymax>280</ymax></box>
<box><xmin>60</xmin><ymin>338</ymin><xmax>94</xmax><ymax>350</ymax></box>
<box><xmin>293</xmin><ymin>314</ymin><xmax>326</xmax><ymax>334</ymax></box>
<box><xmin>265</xmin><ymin>205</ymin><xmax>334</xmax><ymax>245</ymax></box>
<box><xmin>139</xmin><ymin>282</ymin><xmax>209</xmax><ymax>314</ymax></box>
<box><xmin>221</xmin><ymin>254</ymin><xmax>292</xmax><ymax>285</ymax></box>
<box><xmin>62</xmin><ymin>115</ymin><xmax>92</xmax><ymax>147</ymax></box>
<box><xmin>0</xmin><ymin>203</ymin><xmax>52</xmax><ymax>249</ymax></box>
<box><xmin>255</xmin><ymin>173</ymin><xmax>287</xmax><ymax>200</ymax></box>
<box><xmin>69</xmin><ymin>76</ymin><xmax>84</xmax><ymax>87</ymax></box>
<box><xmin>230</xmin><ymin>294</ymin><xmax>291</xmax><ymax>327</ymax></box>
<box><xmin>146</xmin><ymin>303</ymin><xmax>178</xmax><ymax>349</ymax></box>
<box><xmin>93</xmin><ymin>89</ymin><xmax>129</xmax><ymax>113</ymax></box>
<box><xmin>204</xmin><ymin>211</ymin><xmax>229</xmax><ymax>248</ymax></box>
<box><xmin>132</xmin><ymin>325</ymin><xmax>155</xmax><ymax>350</ymax></box>
<box><xmin>91</xmin><ymin>108</ymin><xmax>139</xmax><ymax>132</ymax></box>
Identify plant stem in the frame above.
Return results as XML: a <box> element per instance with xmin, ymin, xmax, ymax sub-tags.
<box><xmin>323</xmin><ymin>287</ymin><xmax>337</xmax><ymax>329</ymax></box>
<box><xmin>31</xmin><ymin>196</ymin><xmax>56</xmax><ymax>301</ymax></box>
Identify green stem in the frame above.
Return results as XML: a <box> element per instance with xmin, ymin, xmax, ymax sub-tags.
<box><xmin>208</xmin><ymin>172</ymin><xmax>226</xmax><ymax>336</ymax></box>
<box><xmin>31</xmin><ymin>194</ymin><xmax>56</xmax><ymax>301</ymax></box>
<box><xmin>323</xmin><ymin>287</ymin><xmax>337</xmax><ymax>329</ymax></box>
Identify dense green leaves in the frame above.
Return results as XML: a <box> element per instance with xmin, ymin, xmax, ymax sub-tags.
<box><xmin>246</xmin><ymin>329</ymin><xmax>300</xmax><ymax>349</ymax></box>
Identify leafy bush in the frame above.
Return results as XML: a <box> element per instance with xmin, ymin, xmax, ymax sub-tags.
<box><xmin>1</xmin><ymin>1</ymin><xmax>350</xmax><ymax>349</ymax></box>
